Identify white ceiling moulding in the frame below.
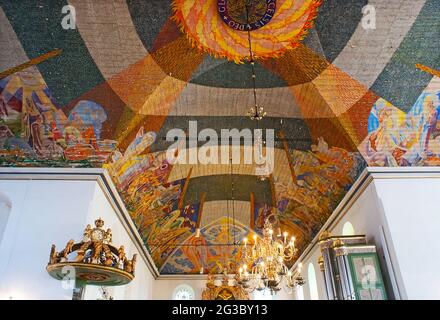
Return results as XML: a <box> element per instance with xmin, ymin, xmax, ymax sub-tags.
<box><xmin>0</xmin><ymin>167</ymin><xmax>161</xmax><ymax>279</ymax></box>
<box><xmin>290</xmin><ymin>166</ymin><xmax>440</xmax><ymax>272</ymax></box>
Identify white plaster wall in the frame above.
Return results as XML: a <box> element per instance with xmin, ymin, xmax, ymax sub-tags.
<box><xmin>0</xmin><ymin>178</ymin><xmax>154</xmax><ymax>300</ymax></box>
<box><xmin>0</xmin><ymin>193</ymin><xmax>12</xmax><ymax>246</ymax></box>
<box><xmin>374</xmin><ymin>178</ymin><xmax>440</xmax><ymax>300</ymax></box>
<box><xmin>330</xmin><ymin>182</ymin><xmax>401</xmax><ymax>299</ymax></box>
<box><xmin>2</xmin><ymin>169</ymin><xmax>438</xmax><ymax>300</ymax></box>
<box><xmin>82</xmin><ymin>184</ymin><xmax>154</xmax><ymax>300</ymax></box>
<box><xmin>300</xmin><ymin>245</ymin><xmax>326</xmax><ymax>300</ymax></box>
<box><xmin>295</xmin><ymin>171</ymin><xmax>440</xmax><ymax>300</ymax></box>
<box><xmin>154</xmin><ymin>278</ymin><xmax>206</xmax><ymax>300</ymax></box>
<box><xmin>298</xmin><ymin>181</ymin><xmax>400</xmax><ymax>300</ymax></box>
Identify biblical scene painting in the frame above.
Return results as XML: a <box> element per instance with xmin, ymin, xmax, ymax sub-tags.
<box><xmin>0</xmin><ymin>69</ymin><xmax>116</xmax><ymax>166</ymax></box>
<box><xmin>361</xmin><ymin>88</ymin><xmax>440</xmax><ymax>167</ymax></box>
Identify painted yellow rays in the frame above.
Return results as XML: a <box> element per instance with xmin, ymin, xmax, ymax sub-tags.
<box><xmin>172</xmin><ymin>0</ymin><xmax>323</xmax><ymax>63</ymax></box>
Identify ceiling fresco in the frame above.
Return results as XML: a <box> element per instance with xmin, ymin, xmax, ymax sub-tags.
<box><xmin>0</xmin><ymin>0</ymin><xmax>439</xmax><ymax>274</ymax></box>
<box><xmin>171</xmin><ymin>0</ymin><xmax>323</xmax><ymax>63</ymax></box>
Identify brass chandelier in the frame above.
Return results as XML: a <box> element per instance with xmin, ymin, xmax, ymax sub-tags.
<box><xmin>236</xmin><ymin>219</ymin><xmax>305</xmax><ymax>294</ymax></box>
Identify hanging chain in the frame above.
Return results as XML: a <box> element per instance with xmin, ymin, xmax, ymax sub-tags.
<box><xmin>245</xmin><ymin>1</ymin><xmax>266</xmax><ymax>121</ymax></box>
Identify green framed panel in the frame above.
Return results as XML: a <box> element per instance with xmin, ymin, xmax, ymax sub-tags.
<box><xmin>347</xmin><ymin>252</ymin><xmax>387</xmax><ymax>300</ymax></box>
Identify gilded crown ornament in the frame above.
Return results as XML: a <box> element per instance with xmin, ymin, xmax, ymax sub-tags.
<box><xmin>202</xmin><ymin>271</ymin><xmax>249</xmax><ymax>300</ymax></box>
<box><xmin>47</xmin><ymin>218</ymin><xmax>136</xmax><ymax>286</ymax></box>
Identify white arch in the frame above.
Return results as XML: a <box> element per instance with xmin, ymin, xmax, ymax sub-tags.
<box><xmin>342</xmin><ymin>221</ymin><xmax>355</xmax><ymax>236</ymax></box>
<box><xmin>173</xmin><ymin>284</ymin><xmax>195</xmax><ymax>300</ymax></box>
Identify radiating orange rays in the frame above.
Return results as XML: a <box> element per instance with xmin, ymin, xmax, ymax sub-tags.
<box><xmin>56</xmin><ymin>16</ymin><xmax>378</xmax><ymax>273</ymax></box>
<box><xmin>262</xmin><ymin>43</ymin><xmax>379</xmax><ymax>148</ymax></box>
<box><xmin>62</xmin><ymin>18</ymin><xmax>206</xmax><ymax>152</ymax></box>
<box><xmin>109</xmin><ymin>39</ymin><xmax>204</xmax><ymax>149</ymax></box>
<box><xmin>172</xmin><ymin>0</ymin><xmax>323</xmax><ymax>63</ymax></box>
<box><xmin>261</xmin><ymin>44</ymin><xmax>330</xmax><ymax>85</ymax></box>
<box><xmin>107</xmin><ymin>35</ymin><xmax>204</xmax><ymax>115</ymax></box>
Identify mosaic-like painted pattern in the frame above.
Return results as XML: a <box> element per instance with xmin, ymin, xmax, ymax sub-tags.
<box><xmin>162</xmin><ymin>217</ymin><xmax>251</xmax><ymax>274</ymax></box>
<box><xmin>361</xmin><ymin>89</ymin><xmax>440</xmax><ymax>166</ymax></box>
<box><xmin>0</xmin><ymin>70</ymin><xmax>116</xmax><ymax>166</ymax></box>
<box><xmin>172</xmin><ymin>0</ymin><xmax>322</xmax><ymax>63</ymax></box>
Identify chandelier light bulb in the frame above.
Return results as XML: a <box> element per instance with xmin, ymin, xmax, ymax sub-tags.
<box><xmin>247</xmin><ymin>105</ymin><xmax>266</xmax><ymax>121</ymax></box>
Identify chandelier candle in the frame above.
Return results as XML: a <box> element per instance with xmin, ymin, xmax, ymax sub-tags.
<box><xmin>236</xmin><ymin>219</ymin><xmax>305</xmax><ymax>294</ymax></box>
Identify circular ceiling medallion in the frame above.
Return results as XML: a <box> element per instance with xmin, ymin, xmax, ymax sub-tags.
<box><xmin>172</xmin><ymin>0</ymin><xmax>323</xmax><ymax>63</ymax></box>
<box><xmin>217</xmin><ymin>0</ymin><xmax>276</xmax><ymax>31</ymax></box>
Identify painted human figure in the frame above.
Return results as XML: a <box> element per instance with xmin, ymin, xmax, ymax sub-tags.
<box><xmin>423</xmin><ymin>99</ymin><xmax>438</xmax><ymax>152</ymax></box>
<box><xmin>0</xmin><ymin>95</ymin><xmax>8</xmax><ymax>118</ymax></box>
<box><xmin>402</xmin><ymin>93</ymin><xmax>440</xmax><ymax>164</ymax></box>
<box><xmin>30</xmin><ymin>115</ymin><xmax>45</xmax><ymax>155</ymax></box>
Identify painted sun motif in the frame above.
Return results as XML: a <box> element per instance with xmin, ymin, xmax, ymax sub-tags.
<box><xmin>218</xmin><ymin>0</ymin><xmax>276</xmax><ymax>31</ymax></box>
<box><xmin>172</xmin><ymin>0</ymin><xmax>323</xmax><ymax>63</ymax></box>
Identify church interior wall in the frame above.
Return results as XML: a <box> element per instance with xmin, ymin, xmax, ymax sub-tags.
<box><xmin>0</xmin><ymin>176</ymin><xmax>154</xmax><ymax>300</ymax></box>
<box><xmin>1</xmin><ymin>168</ymin><xmax>439</xmax><ymax>300</ymax></box>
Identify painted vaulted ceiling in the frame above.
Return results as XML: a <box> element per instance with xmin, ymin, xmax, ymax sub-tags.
<box><xmin>0</xmin><ymin>0</ymin><xmax>439</xmax><ymax>274</ymax></box>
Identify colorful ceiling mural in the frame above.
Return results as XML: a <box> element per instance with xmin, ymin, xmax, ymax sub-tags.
<box><xmin>0</xmin><ymin>0</ymin><xmax>439</xmax><ymax>274</ymax></box>
<box><xmin>172</xmin><ymin>0</ymin><xmax>323</xmax><ymax>63</ymax></box>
